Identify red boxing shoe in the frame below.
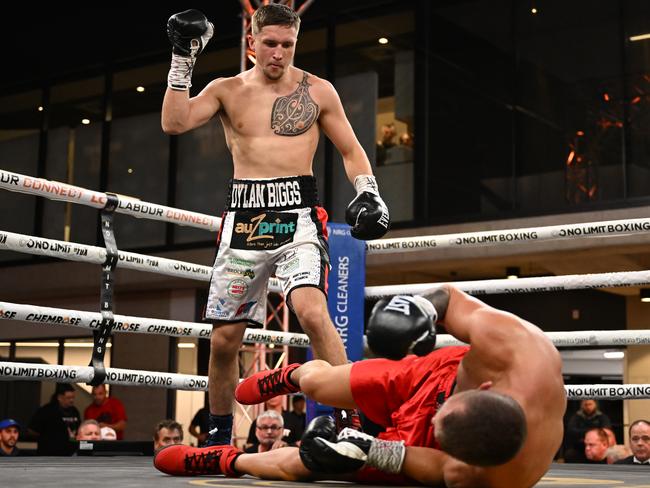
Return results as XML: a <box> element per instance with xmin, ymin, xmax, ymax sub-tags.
<box><xmin>235</xmin><ymin>363</ymin><xmax>301</xmax><ymax>405</ymax></box>
<box><xmin>154</xmin><ymin>444</ymin><xmax>242</xmax><ymax>477</ymax></box>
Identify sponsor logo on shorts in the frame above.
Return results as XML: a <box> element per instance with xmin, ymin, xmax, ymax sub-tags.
<box><xmin>227</xmin><ymin>279</ymin><xmax>249</xmax><ymax>299</ymax></box>
<box><xmin>279</xmin><ymin>257</ymin><xmax>300</xmax><ymax>275</ymax></box>
<box><xmin>231</xmin><ymin>212</ymin><xmax>297</xmax><ymax>250</ymax></box>
<box><xmin>225</xmin><ymin>266</ymin><xmax>256</xmax><ymax>279</ymax></box>
<box><xmin>235</xmin><ymin>301</ymin><xmax>257</xmax><ymax>316</ymax></box>
<box><xmin>227</xmin><ymin>257</ymin><xmax>255</xmax><ymax>267</ymax></box>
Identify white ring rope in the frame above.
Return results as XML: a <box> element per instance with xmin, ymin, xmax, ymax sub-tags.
<box><xmin>0</xmin><ymin>301</ymin><xmax>310</xmax><ymax>348</ymax></box>
<box><xmin>366</xmin><ymin>270</ymin><xmax>650</xmax><ymax>297</ymax></box>
<box><xmin>0</xmin><ymin>169</ymin><xmax>220</xmax><ymax>232</ymax></box>
<box><xmin>2</xmin><ymin>300</ymin><xmax>649</xmax><ymax>349</ymax></box>
<box><xmin>365</xmin><ymin>218</ymin><xmax>650</xmax><ymax>254</ymax></box>
<box><xmin>0</xmin><ymin>361</ymin><xmax>648</xmax><ymax>399</ymax></box>
<box><xmin>565</xmin><ymin>384</ymin><xmax>650</xmax><ymax>400</ymax></box>
<box><xmin>0</xmin><ymin>361</ymin><xmax>208</xmax><ymax>391</ymax></box>
<box><xmin>0</xmin><ymin>230</ymin><xmax>282</xmax><ymax>293</ymax></box>
<box><xmin>3</xmin><ymin>169</ymin><xmax>650</xmax><ymax>256</ymax></box>
<box><xmin>3</xmin><ymin>228</ymin><xmax>650</xmax><ymax>297</ymax></box>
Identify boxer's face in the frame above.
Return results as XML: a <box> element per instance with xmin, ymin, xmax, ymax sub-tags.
<box><xmin>249</xmin><ymin>25</ymin><xmax>298</xmax><ymax>81</ymax></box>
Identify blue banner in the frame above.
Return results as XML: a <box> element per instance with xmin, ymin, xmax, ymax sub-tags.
<box><xmin>307</xmin><ymin>222</ymin><xmax>365</xmax><ymax>421</ymax></box>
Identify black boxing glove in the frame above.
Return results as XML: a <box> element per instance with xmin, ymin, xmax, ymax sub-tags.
<box><xmin>345</xmin><ymin>175</ymin><xmax>390</xmax><ymax>240</ymax></box>
<box><xmin>299</xmin><ymin>416</ymin><xmax>338</xmax><ymax>472</ymax></box>
<box><xmin>300</xmin><ymin>427</ymin><xmax>405</xmax><ymax>475</ymax></box>
<box><xmin>167</xmin><ymin>9</ymin><xmax>214</xmax><ymax>91</ymax></box>
<box><xmin>367</xmin><ymin>295</ymin><xmax>438</xmax><ymax>360</ymax></box>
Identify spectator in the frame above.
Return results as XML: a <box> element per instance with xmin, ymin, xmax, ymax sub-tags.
<box><xmin>615</xmin><ymin>419</ymin><xmax>650</xmax><ymax>465</ymax></box>
<box><xmin>282</xmin><ymin>395</ymin><xmax>306</xmax><ymax>446</ymax></box>
<box><xmin>189</xmin><ymin>394</ymin><xmax>210</xmax><ymax>447</ymax></box>
<box><xmin>244</xmin><ymin>410</ymin><xmax>287</xmax><ymax>453</ymax></box>
<box><xmin>154</xmin><ymin>420</ymin><xmax>183</xmax><ymax>451</ymax></box>
<box><xmin>245</xmin><ymin>395</ymin><xmax>288</xmax><ymax>450</ymax></box>
<box><xmin>28</xmin><ymin>383</ymin><xmax>80</xmax><ymax>456</ymax></box>
<box><xmin>84</xmin><ymin>384</ymin><xmax>127</xmax><ymax>440</ymax></box>
<box><xmin>606</xmin><ymin>444</ymin><xmax>632</xmax><ymax>464</ymax></box>
<box><xmin>584</xmin><ymin>428</ymin><xmax>609</xmax><ymax>463</ymax></box>
<box><xmin>0</xmin><ymin>419</ymin><xmax>20</xmax><ymax>456</ymax></box>
<box><xmin>603</xmin><ymin>427</ymin><xmax>617</xmax><ymax>446</ymax></box>
<box><xmin>564</xmin><ymin>399</ymin><xmax>611</xmax><ymax>462</ymax></box>
<box><xmin>76</xmin><ymin>420</ymin><xmax>101</xmax><ymax>441</ymax></box>
<box><xmin>399</xmin><ymin>132</ymin><xmax>414</xmax><ymax>147</ymax></box>
<box><xmin>376</xmin><ymin>123</ymin><xmax>396</xmax><ymax>166</ymax></box>
<box><xmin>100</xmin><ymin>426</ymin><xmax>117</xmax><ymax>440</ymax></box>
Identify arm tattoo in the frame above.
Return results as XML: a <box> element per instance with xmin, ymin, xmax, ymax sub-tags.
<box><xmin>271</xmin><ymin>72</ymin><xmax>320</xmax><ymax>136</ymax></box>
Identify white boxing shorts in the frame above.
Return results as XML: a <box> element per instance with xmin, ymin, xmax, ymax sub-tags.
<box><xmin>204</xmin><ymin>176</ymin><xmax>329</xmax><ymax>327</ymax></box>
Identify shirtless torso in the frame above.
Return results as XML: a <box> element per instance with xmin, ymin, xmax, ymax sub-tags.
<box><xmin>162</xmin><ymin>25</ymin><xmax>372</xmax><ymax>181</ymax></box>
<box><xmin>423</xmin><ymin>287</ymin><xmax>567</xmax><ymax>488</ymax></box>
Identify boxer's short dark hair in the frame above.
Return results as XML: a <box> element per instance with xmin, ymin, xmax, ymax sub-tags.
<box><xmin>437</xmin><ymin>390</ymin><xmax>527</xmax><ymax>466</ymax></box>
<box><xmin>252</xmin><ymin>4</ymin><xmax>301</xmax><ymax>35</ymax></box>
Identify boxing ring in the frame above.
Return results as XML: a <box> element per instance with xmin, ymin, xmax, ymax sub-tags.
<box><xmin>2</xmin><ymin>168</ymin><xmax>650</xmax><ymax>487</ymax></box>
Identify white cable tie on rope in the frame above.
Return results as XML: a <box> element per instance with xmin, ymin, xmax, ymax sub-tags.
<box><xmin>0</xmin><ymin>169</ymin><xmax>220</xmax><ymax>232</ymax></box>
<box><xmin>0</xmin><ymin>230</ymin><xmax>282</xmax><ymax>292</ymax></box>
<box><xmin>0</xmin><ymin>361</ymin><xmax>208</xmax><ymax>391</ymax></box>
<box><xmin>365</xmin><ymin>270</ymin><xmax>650</xmax><ymax>297</ymax></box>
<box><xmin>0</xmin><ymin>301</ymin><xmax>309</xmax><ymax>347</ymax></box>
<box><xmin>366</xmin><ymin>218</ymin><xmax>650</xmax><ymax>255</ymax></box>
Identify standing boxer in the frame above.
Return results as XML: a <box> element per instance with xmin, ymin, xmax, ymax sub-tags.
<box><xmin>162</xmin><ymin>4</ymin><xmax>390</xmax><ymax>446</ymax></box>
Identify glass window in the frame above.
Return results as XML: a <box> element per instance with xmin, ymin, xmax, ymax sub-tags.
<box><xmin>109</xmin><ymin>65</ymin><xmax>171</xmax><ymax>249</ymax></box>
<box><xmin>515</xmin><ymin>0</ymin><xmax>623</xmax><ymax>210</ymax></box>
<box><xmin>431</xmin><ymin>0</ymin><xmax>515</xmax><ymax>219</ymax></box>
<box><xmin>174</xmin><ymin>45</ymin><xmax>239</xmax><ymax>244</ymax></box>
<box><xmin>0</xmin><ymin>89</ymin><xmax>41</xmax><ymax>262</ymax></box>
<box><xmin>15</xmin><ymin>341</ymin><xmax>59</xmax><ymax>365</ymax></box>
<box><xmin>44</xmin><ymin>78</ymin><xmax>104</xmax><ymax>245</ymax></box>
<box><xmin>624</xmin><ymin>0</ymin><xmax>650</xmax><ymax>198</ymax></box>
<box><xmin>333</xmin><ymin>9</ymin><xmax>415</xmax><ymax>223</ymax></box>
<box><xmin>108</xmin><ymin>112</ymin><xmax>169</xmax><ymax>248</ymax></box>
<box><xmin>63</xmin><ymin>337</ymin><xmax>110</xmax><ymax>368</ymax></box>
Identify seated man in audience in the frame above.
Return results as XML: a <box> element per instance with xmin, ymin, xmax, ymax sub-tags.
<box><xmin>154</xmin><ymin>420</ymin><xmax>183</xmax><ymax>451</ymax></box>
<box><xmin>584</xmin><ymin>428</ymin><xmax>609</xmax><ymax>463</ymax></box>
<box><xmin>615</xmin><ymin>420</ymin><xmax>650</xmax><ymax>465</ymax></box>
<box><xmin>606</xmin><ymin>444</ymin><xmax>632</xmax><ymax>464</ymax></box>
<box><xmin>245</xmin><ymin>411</ymin><xmax>289</xmax><ymax>454</ymax></box>
<box><xmin>76</xmin><ymin>420</ymin><xmax>101</xmax><ymax>441</ymax></box>
<box><xmin>0</xmin><ymin>419</ymin><xmax>21</xmax><ymax>456</ymax></box>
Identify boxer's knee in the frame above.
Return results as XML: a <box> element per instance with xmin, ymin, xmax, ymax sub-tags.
<box><xmin>298</xmin><ymin>360</ymin><xmax>331</xmax><ymax>397</ymax></box>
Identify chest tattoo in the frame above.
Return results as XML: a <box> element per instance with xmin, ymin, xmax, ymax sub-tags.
<box><xmin>271</xmin><ymin>72</ymin><xmax>320</xmax><ymax>136</ymax></box>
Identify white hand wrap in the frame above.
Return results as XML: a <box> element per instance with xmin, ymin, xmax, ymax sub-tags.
<box><xmin>353</xmin><ymin>175</ymin><xmax>380</xmax><ymax>196</ymax></box>
<box><xmin>168</xmin><ymin>53</ymin><xmax>196</xmax><ymax>91</ymax></box>
<box><xmin>338</xmin><ymin>428</ymin><xmax>406</xmax><ymax>475</ymax></box>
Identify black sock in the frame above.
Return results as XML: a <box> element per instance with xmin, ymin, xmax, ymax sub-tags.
<box><xmin>206</xmin><ymin>414</ymin><xmax>233</xmax><ymax>446</ymax></box>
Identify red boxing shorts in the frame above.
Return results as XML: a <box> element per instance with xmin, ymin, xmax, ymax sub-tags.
<box><xmin>350</xmin><ymin>346</ymin><xmax>470</xmax><ymax>484</ymax></box>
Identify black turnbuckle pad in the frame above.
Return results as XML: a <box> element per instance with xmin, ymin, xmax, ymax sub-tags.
<box><xmin>88</xmin><ymin>193</ymin><xmax>119</xmax><ymax>387</ymax></box>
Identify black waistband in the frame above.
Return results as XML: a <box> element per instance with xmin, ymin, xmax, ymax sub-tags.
<box><xmin>226</xmin><ymin>176</ymin><xmax>320</xmax><ymax>211</ymax></box>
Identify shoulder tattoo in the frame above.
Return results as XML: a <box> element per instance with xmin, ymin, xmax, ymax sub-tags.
<box><xmin>271</xmin><ymin>72</ymin><xmax>320</xmax><ymax>136</ymax></box>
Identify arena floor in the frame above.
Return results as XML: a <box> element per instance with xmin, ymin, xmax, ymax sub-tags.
<box><xmin>2</xmin><ymin>457</ymin><xmax>649</xmax><ymax>488</ymax></box>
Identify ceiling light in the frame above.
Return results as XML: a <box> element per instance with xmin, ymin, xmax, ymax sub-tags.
<box><xmin>37</xmin><ymin>106</ymin><xmax>43</xmax><ymax>112</ymax></box>
<box><xmin>127</xmin><ymin>168</ymin><xmax>134</xmax><ymax>174</ymax></box>
<box><xmin>641</xmin><ymin>289</ymin><xmax>650</xmax><ymax>302</ymax></box>
<box><xmin>178</xmin><ymin>343</ymin><xmax>196</xmax><ymax>349</ymax></box>
<box><xmin>136</xmin><ymin>86</ymin><xmax>145</xmax><ymax>93</ymax></box>
<box><xmin>81</xmin><ymin>118</ymin><xmax>90</xmax><ymax>125</ymax></box>
<box><xmin>531</xmin><ymin>7</ymin><xmax>537</xmax><ymax>14</ymax></box>
<box><xmin>378</xmin><ymin>37</ymin><xmax>388</xmax><ymax>45</ymax></box>
<box><xmin>603</xmin><ymin>351</ymin><xmax>624</xmax><ymax>359</ymax></box>
<box><xmin>506</xmin><ymin>267</ymin><xmax>520</xmax><ymax>279</ymax></box>
<box><xmin>630</xmin><ymin>33</ymin><xmax>650</xmax><ymax>42</ymax></box>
